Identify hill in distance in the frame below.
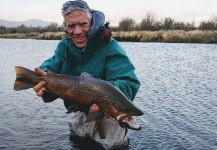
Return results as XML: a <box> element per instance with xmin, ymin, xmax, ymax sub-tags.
<box><xmin>0</xmin><ymin>19</ymin><xmax>55</xmax><ymax>27</ymax></box>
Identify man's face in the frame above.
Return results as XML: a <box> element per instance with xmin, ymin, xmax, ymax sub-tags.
<box><xmin>64</xmin><ymin>10</ymin><xmax>91</xmax><ymax>48</ymax></box>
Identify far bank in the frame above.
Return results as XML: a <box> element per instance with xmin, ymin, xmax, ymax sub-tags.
<box><xmin>0</xmin><ymin>30</ymin><xmax>217</xmax><ymax>43</ymax></box>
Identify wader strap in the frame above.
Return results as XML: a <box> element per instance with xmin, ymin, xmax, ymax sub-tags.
<box><xmin>95</xmin><ymin>119</ymin><xmax>105</xmax><ymax>139</ymax></box>
<box><xmin>123</xmin><ymin>127</ymin><xmax>128</xmax><ymax>140</ymax></box>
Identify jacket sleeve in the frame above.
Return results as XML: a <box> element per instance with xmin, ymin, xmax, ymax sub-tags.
<box><xmin>105</xmin><ymin>41</ymin><xmax>140</xmax><ymax>101</ymax></box>
<box><xmin>39</xmin><ymin>41</ymin><xmax>65</xmax><ymax>73</ymax></box>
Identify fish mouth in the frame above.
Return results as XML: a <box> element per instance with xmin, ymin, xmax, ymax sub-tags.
<box><xmin>116</xmin><ymin>114</ymin><xmax>141</xmax><ymax>131</ymax></box>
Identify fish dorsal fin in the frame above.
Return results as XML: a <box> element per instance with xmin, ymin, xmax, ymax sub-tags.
<box><xmin>79</xmin><ymin>72</ymin><xmax>93</xmax><ymax>78</ymax></box>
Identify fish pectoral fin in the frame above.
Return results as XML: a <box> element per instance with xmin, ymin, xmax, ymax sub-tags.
<box><xmin>85</xmin><ymin>112</ymin><xmax>104</xmax><ymax>122</ymax></box>
<box><xmin>14</xmin><ymin>80</ymin><xmax>34</xmax><ymax>91</ymax></box>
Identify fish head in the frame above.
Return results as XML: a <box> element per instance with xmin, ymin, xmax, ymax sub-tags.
<box><xmin>116</xmin><ymin>113</ymin><xmax>141</xmax><ymax>131</ymax></box>
<box><xmin>126</xmin><ymin>109</ymin><xmax>144</xmax><ymax>116</ymax></box>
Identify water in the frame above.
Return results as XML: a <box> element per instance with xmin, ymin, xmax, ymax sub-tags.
<box><xmin>0</xmin><ymin>39</ymin><xmax>217</xmax><ymax>150</ymax></box>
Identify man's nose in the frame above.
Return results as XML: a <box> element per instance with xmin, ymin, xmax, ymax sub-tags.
<box><xmin>73</xmin><ymin>25</ymin><xmax>82</xmax><ymax>34</ymax></box>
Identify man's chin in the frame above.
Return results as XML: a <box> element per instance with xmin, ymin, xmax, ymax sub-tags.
<box><xmin>74</xmin><ymin>42</ymin><xmax>87</xmax><ymax>48</ymax></box>
<box><xmin>72</xmin><ymin>40</ymin><xmax>87</xmax><ymax>48</ymax></box>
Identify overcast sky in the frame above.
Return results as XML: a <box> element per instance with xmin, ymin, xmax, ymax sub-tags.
<box><xmin>0</xmin><ymin>0</ymin><xmax>217</xmax><ymax>26</ymax></box>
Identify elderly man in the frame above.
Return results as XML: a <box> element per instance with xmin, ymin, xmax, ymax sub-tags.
<box><xmin>33</xmin><ymin>0</ymin><xmax>140</xmax><ymax>149</ymax></box>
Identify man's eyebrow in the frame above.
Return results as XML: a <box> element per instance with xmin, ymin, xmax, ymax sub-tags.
<box><xmin>67</xmin><ymin>20</ymin><xmax>89</xmax><ymax>25</ymax></box>
<box><xmin>66</xmin><ymin>23</ymin><xmax>75</xmax><ymax>27</ymax></box>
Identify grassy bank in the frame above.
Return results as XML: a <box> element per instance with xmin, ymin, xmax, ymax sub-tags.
<box><xmin>0</xmin><ymin>32</ymin><xmax>64</xmax><ymax>40</ymax></box>
<box><xmin>112</xmin><ymin>30</ymin><xmax>217</xmax><ymax>43</ymax></box>
<box><xmin>0</xmin><ymin>30</ymin><xmax>217</xmax><ymax>43</ymax></box>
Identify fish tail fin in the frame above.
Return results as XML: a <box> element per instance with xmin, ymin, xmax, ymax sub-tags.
<box><xmin>14</xmin><ymin>66</ymin><xmax>41</xmax><ymax>91</ymax></box>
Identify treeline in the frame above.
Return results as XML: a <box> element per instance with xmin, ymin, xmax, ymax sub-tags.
<box><xmin>113</xmin><ymin>13</ymin><xmax>217</xmax><ymax>31</ymax></box>
<box><xmin>0</xmin><ymin>23</ymin><xmax>64</xmax><ymax>34</ymax></box>
<box><xmin>0</xmin><ymin>14</ymin><xmax>217</xmax><ymax>34</ymax></box>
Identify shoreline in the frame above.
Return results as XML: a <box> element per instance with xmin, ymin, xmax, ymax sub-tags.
<box><xmin>0</xmin><ymin>30</ymin><xmax>217</xmax><ymax>43</ymax></box>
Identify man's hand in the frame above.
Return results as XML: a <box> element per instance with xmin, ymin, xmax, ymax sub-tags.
<box><xmin>90</xmin><ymin>103</ymin><xmax>100</xmax><ymax>112</ymax></box>
<box><xmin>33</xmin><ymin>67</ymin><xmax>47</xmax><ymax>97</ymax></box>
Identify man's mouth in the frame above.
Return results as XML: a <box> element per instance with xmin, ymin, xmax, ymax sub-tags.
<box><xmin>73</xmin><ymin>36</ymin><xmax>86</xmax><ymax>43</ymax></box>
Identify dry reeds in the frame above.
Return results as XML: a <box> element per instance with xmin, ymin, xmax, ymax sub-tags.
<box><xmin>113</xmin><ymin>30</ymin><xmax>217</xmax><ymax>43</ymax></box>
<box><xmin>0</xmin><ymin>30</ymin><xmax>217</xmax><ymax>43</ymax></box>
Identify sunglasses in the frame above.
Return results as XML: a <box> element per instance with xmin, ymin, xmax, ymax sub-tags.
<box><xmin>62</xmin><ymin>0</ymin><xmax>90</xmax><ymax>12</ymax></box>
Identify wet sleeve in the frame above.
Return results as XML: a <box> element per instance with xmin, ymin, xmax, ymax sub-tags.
<box><xmin>105</xmin><ymin>43</ymin><xmax>140</xmax><ymax>101</ymax></box>
<box><xmin>39</xmin><ymin>41</ymin><xmax>65</xmax><ymax>73</ymax></box>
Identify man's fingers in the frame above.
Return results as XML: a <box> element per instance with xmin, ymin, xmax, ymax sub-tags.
<box><xmin>34</xmin><ymin>67</ymin><xmax>47</xmax><ymax>75</ymax></box>
<box><xmin>36</xmin><ymin>88</ymin><xmax>46</xmax><ymax>97</ymax></box>
<box><xmin>33</xmin><ymin>68</ymin><xmax>47</xmax><ymax>97</ymax></box>
<box><xmin>33</xmin><ymin>81</ymin><xmax>46</xmax><ymax>93</ymax></box>
<box><xmin>90</xmin><ymin>103</ymin><xmax>100</xmax><ymax>112</ymax></box>
<box><xmin>34</xmin><ymin>67</ymin><xmax>43</xmax><ymax>74</ymax></box>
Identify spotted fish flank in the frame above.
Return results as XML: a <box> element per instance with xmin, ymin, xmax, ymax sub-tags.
<box><xmin>14</xmin><ymin>66</ymin><xmax>143</xmax><ymax>130</ymax></box>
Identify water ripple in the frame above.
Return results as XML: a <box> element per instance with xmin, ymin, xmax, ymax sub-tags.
<box><xmin>0</xmin><ymin>40</ymin><xmax>217</xmax><ymax>149</ymax></box>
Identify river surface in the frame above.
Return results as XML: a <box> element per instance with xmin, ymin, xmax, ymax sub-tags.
<box><xmin>0</xmin><ymin>39</ymin><xmax>217</xmax><ymax>150</ymax></box>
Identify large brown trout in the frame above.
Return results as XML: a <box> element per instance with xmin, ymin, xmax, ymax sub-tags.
<box><xmin>14</xmin><ymin>66</ymin><xmax>143</xmax><ymax>130</ymax></box>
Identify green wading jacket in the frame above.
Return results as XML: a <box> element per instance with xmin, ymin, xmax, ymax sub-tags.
<box><xmin>39</xmin><ymin>35</ymin><xmax>140</xmax><ymax>110</ymax></box>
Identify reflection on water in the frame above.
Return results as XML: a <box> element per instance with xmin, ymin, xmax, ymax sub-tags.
<box><xmin>0</xmin><ymin>39</ymin><xmax>217</xmax><ymax>150</ymax></box>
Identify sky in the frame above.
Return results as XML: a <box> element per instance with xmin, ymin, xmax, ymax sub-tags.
<box><xmin>0</xmin><ymin>0</ymin><xmax>217</xmax><ymax>26</ymax></box>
